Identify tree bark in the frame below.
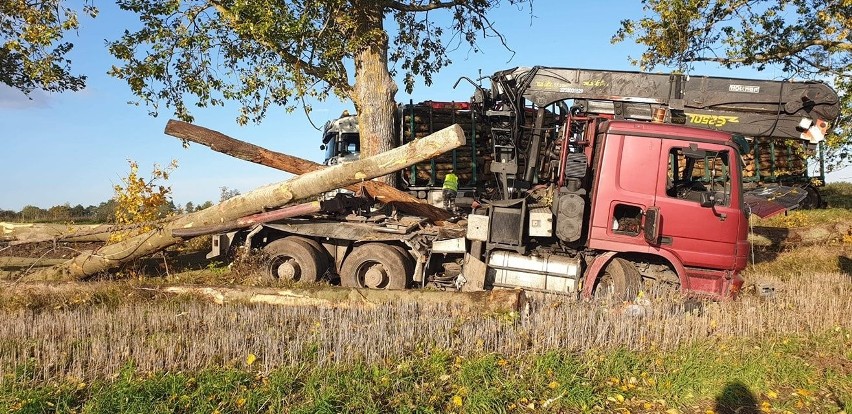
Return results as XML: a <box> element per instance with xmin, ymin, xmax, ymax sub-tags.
<box><xmin>351</xmin><ymin>3</ymin><xmax>398</xmax><ymax>187</ymax></box>
<box><xmin>170</xmin><ymin>201</ymin><xmax>322</xmax><ymax>238</ymax></box>
<box><xmin>1</xmin><ymin>222</ymin><xmax>114</xmax><ymax>244</ymax></box>
<box><xmin>1</xmin><ymin>257</ymin><xmax>67</xmax><ymax>268</ymax></box>
<box><xmin>163</xmin><ymin>285</ymin><xmax>526</xmax><ymax>313</ymax></box>
<box><xmin>164</xmin><ymin>120</ymin><xmax>452</xmax><ymax>222</ymax></box>
<box><xmin>23</xmin><ymin>125</ymin><xmax>465</xmax><ymax>282</ymax></box>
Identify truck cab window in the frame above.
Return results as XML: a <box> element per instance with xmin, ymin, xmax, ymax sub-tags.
<box><xmin>666</xmin><ymin>148</ymin><xmax>731</xmax><ymax>206</ymax></box>
<box><xmin>339</xmin><ymin>133</ymin><xmax>360</xmax><ymax>155</ymax></box>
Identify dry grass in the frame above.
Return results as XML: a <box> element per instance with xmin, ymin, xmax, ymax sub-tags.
<box><xmin>1</xmin><ymin>271</ymin><xmax>849</xmax><ymax>383</ymax></box>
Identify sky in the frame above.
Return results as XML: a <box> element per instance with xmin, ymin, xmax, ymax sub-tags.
<box><xmin>1</xmin><ymin>1</ymin><xmax>849</xmax><ymax>212</ymax></box>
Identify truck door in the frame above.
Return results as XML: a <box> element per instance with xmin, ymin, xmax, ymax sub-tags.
<box><xmin>653</xmin><ymin>142</ymin><xmax>741</xmax><ymax>271</ymax></box>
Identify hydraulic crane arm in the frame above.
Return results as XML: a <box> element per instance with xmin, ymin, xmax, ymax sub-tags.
<box><xmin>489</xmin><ymin>66</ymin><xmax>840</xmax><ymax>139</ymax></box>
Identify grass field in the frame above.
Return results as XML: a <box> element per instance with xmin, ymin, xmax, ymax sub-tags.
<box><xmin>1</xmin><ymin>183</ymin><xmax>850</xmax><ymax>413</ymax></box>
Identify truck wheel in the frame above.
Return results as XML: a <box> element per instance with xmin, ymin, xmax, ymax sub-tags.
<box><xmin>263</xmin><ymin>237</ymin><xmax>329</xmax><ymax>282</ymax></box>
<box><xmin>799</xmin><ymin>185</ymin><xmax>823</xmax><ymax>209</ymax></box>
<box><xmin>341</xmin><ymin>243</ymin><xmax>410</xmax><ymax>289</ymax></box>
<box><xmin>390</xmin><ymin>245</ymin><xmax>415</xmax><ymax>279</ymax></box>
<box><xmin>594</xmin><ymin>257</ymin><xmax>641</xmax><ymax>302</ymax></box>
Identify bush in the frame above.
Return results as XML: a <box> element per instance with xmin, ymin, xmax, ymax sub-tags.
<box><xmin>110</xmin><ymin>160</ymin><xmax>178</xmax><ymax>242</ymax></box>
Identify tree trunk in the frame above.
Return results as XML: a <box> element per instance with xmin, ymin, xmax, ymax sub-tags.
<box><xmin>352</xmin><ymin>4</ymin><xmax>398</xmax><ymax>187</ymax></box>
<box><xmin>163</xmin><ymin>120</ymin><xmax>451</xmax><ymax>222</ymax></box>
<box><xmin>163</xmin><ymin>285</ymin><xmax>526</xmax><ymax>313</ymax></box>
<box><xmin>22</xmin><ymin>125</ymin><xmax>465</xmax><ymax>282</ymax></box>
<box><xmin>1</xmin><ymin>222</ymin><xmax>113</xmax><ymax>244</ymax></box>
<box><xmin>1</xmin><ymin>257</ymin><xmax>67</xmax><ymax>269</ymax></box>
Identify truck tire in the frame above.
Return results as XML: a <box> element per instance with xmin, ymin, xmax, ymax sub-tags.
<box><xmin>390</xmin><ymin>244</ymin><xmax>415</xmax><ymax>279</ymax></box>
<box><xmin>263</xmin><ymin>236</ymin><xmax>329</xmax><ymax>283</ymax></box>
<box><xmin>594</xmin><ymin>257</ymin><xmax>641</xmax><ymax>302</ymax></box>
<box><xmin>799</xmin><ymin>185</ymin><xmax>823</xmax><ymax>209</ymax></box>
<box><xmin>340</xmin><ymin>243</ymin><xmax>411</xmax><ymax>289</ymax></box>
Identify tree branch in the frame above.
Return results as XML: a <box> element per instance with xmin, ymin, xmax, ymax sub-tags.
<box><xmin>385</xmin><ymin>0</ymin><xmax>467</xmax><ymax>12</ymax></box>
<box><xmin>688</xmin><ymin>38</ymin><xmax>851</xmax><ymax>67</ymax></box>
<box><xmin>206</xmin><ymin>0</ymin><xmax>354</xmax><ymax>97</ymax></box>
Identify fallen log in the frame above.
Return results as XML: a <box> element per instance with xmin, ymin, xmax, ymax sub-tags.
<box><xmin>164</xmin><ymin>120</ymin><xmax>452</xmax><ymax>222</ymax></box>
<box><xmin>1</xmin><ymin>222</ymin><xmax>113</xmax><ymax>244</ymax></box>
<box><xmin>0</xmin><ymin>257</ymin><xmax>68</xmax><ymax>268</ymax></box>
<box><xmin>22</xmin><ymin>125</ymin><xmax>465</xmax><ymax>282</ymax></box>
<box><xmin>171</xmin><ymin>201</ymin><xmax>323</xmax><ymax>238</ymax></box>
<box><xmin>163</xmin><ymin>285</ymin><xmax>526</xmax><ymax>313</ymax></box>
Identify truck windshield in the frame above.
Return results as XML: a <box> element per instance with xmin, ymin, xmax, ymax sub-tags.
<box><xmin>667</xmin><ymin>148</ymin><xmax>732</xmax><ymax>206</ymax></box>
<box><xmin>339</xmin><ymin>133</ymin><xmax>360</xmax><ymax>155</ymax></box>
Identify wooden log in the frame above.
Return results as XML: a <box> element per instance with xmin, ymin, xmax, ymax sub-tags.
<box><xmin>164</xmin><ymin>120</ymin><xmax>451</xmax><ymax>222</ymax></box>
<box><xmin>171</xmin><ymin>201</ymin><xmax>322</xmax><ymax>238</ymax></box>
<box><xmin>22</xmin><ymin>125</ymin><xmax>465</xmax><ymax>282</ymax></box>
<box><xmin>0</xmin><ymin>281</ymin><xmax>525</xmax><ymax>314</ymax></box>
<box><xmin>1</xmin><ymin>222</ymin><xmax>113</xmax><ymax>244</ymax></box>
<box><xmin>0</xmin><ymin>257</ymin><xmax>68</xmax><ymax>268</ymax></box>
<box><xmin>163</xmin><ymin>285</ymin><xmax>527</xmax><ymax>313</ymax></box>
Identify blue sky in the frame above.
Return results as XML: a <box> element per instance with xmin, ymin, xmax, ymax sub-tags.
<box><xmin>1</xmin><ymin>1</ymin><xmax>848</xmax><ymax>211</ymax></box>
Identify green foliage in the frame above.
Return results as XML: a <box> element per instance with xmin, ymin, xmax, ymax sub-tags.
<box><xmin>106</xmin><ymin>0</ymin><xmax>530</xmax><ymax>125</ymax></box>
<box><xmin>613</xmin><ymin>0</ymin><xmax>851</xmax><ymax>168</ymax></box>
<box><xmin>822</xmin><ymin>181</ymin><xmax>852</xmax><ymax>208</ymax></box>
<box><xmin>93</xmin><ymin>200</ymin><xmax>116</xmax><ymax>223</ymax></box>
<box><xmin>614</xmin><ymin>0</ymin><xmax>851</xmax><ymax>76</ymax></box>
<box><xmin>219</xmin><ymin>186</ymin><xmax>240</xmax><ymax>202</ymax></box>
<box><xmin>2</xmin><ymin>335</ymin><xmax>850</xmax><ymax>413</ymax></box>
<box><xmin>18</xmin><ymin>205</ymin><xmax>47</xmax><ymax>222</ymax></box>
<box><xmin>0</xmin><ymin>0</ymin><xmax>97</xmax><ymax>94</ymax></box>
<box><xmin>47</xmin><ymin>203</ymin><xmax>71</xmax><ymax>222</ymax></box>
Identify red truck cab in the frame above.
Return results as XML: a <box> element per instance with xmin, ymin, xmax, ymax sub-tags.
<box><xmin>585</xmin><ymin>120</ymin><xmax>749</xmax><ymax>298</ymax></box>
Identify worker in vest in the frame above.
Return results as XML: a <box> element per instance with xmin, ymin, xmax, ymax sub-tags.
<box><xmin>442</xmin><ymin>169</ymin><xmax>459</xmax><ymax>212</ymax></box>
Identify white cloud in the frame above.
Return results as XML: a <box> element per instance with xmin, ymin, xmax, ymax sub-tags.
<box><xmin>0</xmin><ymin>84</ymin><xmax>52</xmax><ymax>109</ymax></box>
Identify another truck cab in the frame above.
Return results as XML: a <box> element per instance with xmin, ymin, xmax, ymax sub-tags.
<box><xmin>321</xmin><ymin>114</ymin><xmax>360</xmax><ymax>166</ymax></box>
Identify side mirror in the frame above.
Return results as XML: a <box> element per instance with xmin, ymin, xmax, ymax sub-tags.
<box><xmin>699</xmin><ymin>192</ymin><xmax>715</xmax><ymax>208</ymax></box>
<box><xmin>320</xmin><ymin>144</ymin><xmax>327</xmax><ymax>151</ymax></box>
<box><xmin>644</xmin><ymin>207</ymin><xmax>661</xmax><ymax>245</ymax></box>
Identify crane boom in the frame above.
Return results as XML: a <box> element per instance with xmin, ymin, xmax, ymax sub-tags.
<box><xmin>489</xmin><ymin>66</ymin><xmax>840</xmax><ymax>139</ymax></box>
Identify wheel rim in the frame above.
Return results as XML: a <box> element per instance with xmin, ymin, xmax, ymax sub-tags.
<box><xmin>270</xmin><ymin>256</ymin><xmax>301</xmax><ymax>281</ymax></box>
<box><xmin>596</xmin><ymin>274</ymin><xmax>615</xmax><ymax>299</ymax></box>
<box><xmin>358</xmin><ymin>261</ymin><xmax>389</xmax><ymax>288</ymax></box>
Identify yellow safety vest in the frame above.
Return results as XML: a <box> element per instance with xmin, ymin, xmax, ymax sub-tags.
<box><xmin>443</xmin><ymin>172</ymin><xmax>459</xmax><ymax>192</ymax></box>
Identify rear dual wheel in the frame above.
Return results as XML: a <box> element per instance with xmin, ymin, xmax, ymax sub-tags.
<box><xmin>263</xmin><ymin>236</ymin><xmax>329</xmax><ymax>282</ymax></box>
<box><xmin>341</xmin><ymin>243</ymin><xmax>411</xmax><ymax>289</ymax></box>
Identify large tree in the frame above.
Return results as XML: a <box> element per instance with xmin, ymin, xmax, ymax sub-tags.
<box><xmin>108</xmin><ymin>0</ymin><xmax>529</xmax><ymax>183</ymax></box>
<box><xmin>613</xmin><ymin>0</ymin><xmax>851</xmax><ymax>167</ymax></box>
<box><xmin>0</xmin><ymin>0</ymin><xmax>97</xmax><ymax>94</ymax></box>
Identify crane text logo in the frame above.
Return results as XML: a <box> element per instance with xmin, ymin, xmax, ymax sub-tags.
<box><xmin>685</xmin><ymin>113</ymin><xmax>740</xmax><ymax>127</ymax></box>
<box><xmin>728</xmin><ymin>84</ymin><xmax>760</xmax><ymax>93</ymax></box>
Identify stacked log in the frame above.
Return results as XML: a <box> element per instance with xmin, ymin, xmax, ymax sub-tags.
<box><xmin>400</xmin><ymin>105</ymin><xmax>492</xmax><ymax>187</ymax></box>
<box><xmin>676</xmin><ymin>138</ymin><xmax>809</xmax><ymax>180</ymax></box>
<box><xmin>742</xmin><ymin>138</ymin><xmax>808</xmax><ymax>179</ymax></box>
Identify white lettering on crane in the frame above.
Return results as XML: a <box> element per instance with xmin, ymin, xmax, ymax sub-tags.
<box><xmin>729</xmin><ymin>84</ymin><xmax>760</xmax><ymax>93</ymax></box>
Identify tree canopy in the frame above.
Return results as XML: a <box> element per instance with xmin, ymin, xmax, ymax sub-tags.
<box><xmin>0</xmin><ymin>0</ymin><xmax>97</xmax><ymax>94</ymax></box>
<box><xmin>107</xmin><ymin>0</ymin><xmax>529</xmax><ymax>173</ymax></box>
<box><xmin>613</xmin><ymin>0</ymin><xmax>851</xmax><ymax>167</ymax></box>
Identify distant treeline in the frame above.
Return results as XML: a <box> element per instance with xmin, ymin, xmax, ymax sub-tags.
<box><xmin>2</xmin><ymin>187</ymin><xmax>243</xmax><ymax>224</ymax></box>
<box><xmin>0</xmin><ymin>199</ymin><xmax>215</xmax><ymax>224</ymax></box>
